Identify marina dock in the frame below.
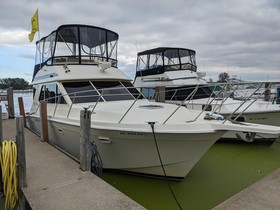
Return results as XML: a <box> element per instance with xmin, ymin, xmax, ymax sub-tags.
<box><xmin>213</xmin><ymin>167</ymin><xmax>280</xmax><ymax>209</ymax></box>
<box><xmin>2</xmin><ymin>119</ymin><xmax>145</xmax><ymax>210</ymax></box>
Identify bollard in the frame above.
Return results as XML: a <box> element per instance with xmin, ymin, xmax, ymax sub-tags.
<box><xmin>40</xmin><ymin>101</ymin><xmax>49</xmax><ymax>142</ymax></box>
<box><xmin>80</xmin><ymin>109</ymin><xmax>92</xmax><ymax>171</ymax></box>
<box><xmin>16</xmin><ymin>116</ymin><xmax>27</xmax><ymax>210</ymax></box>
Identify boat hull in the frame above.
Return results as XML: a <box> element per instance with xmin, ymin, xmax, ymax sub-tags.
<box><xmin>185</xmin><ymin>101</ymin><xmax>280</xmax><ymax>144</ymax></box>
<box><xmin>26</xmin><ymin>115</ymin><xmax>223</xmax><ymax>179</ymax></box>
<box><xmin>220</xmin><ymin>111</ymin><xmax>280</xmax><ymax>144</ymax></box>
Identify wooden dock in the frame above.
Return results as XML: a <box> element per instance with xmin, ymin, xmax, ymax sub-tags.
<box><xmin>2</xmin><ymin>119</ymin><xmax>145</xmax><ymax>210</ymax></box>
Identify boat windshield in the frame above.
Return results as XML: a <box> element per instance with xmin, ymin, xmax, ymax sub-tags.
<box><xmin>141</xmin><ymin>85</ymin><xmax>212</xmax><ymax>101</ymax></box>
<box><xmin>33</xmin><ymin>24</ymin><xmax>119</xmax><ymax>80</ymax></box>
<box><xmin>136</xmin><ymin>47</ymin><xmax>197</xmax><ymax>77</ymax></box>
<box><xmin>166</xmin><ymin>86</ymin><xmax>212</xmax><ymax>100</ymax></box>
<box><xmin>62</xmin><ymin>81</ymin><xmax>142</xmax><ymax>103</ymax></box>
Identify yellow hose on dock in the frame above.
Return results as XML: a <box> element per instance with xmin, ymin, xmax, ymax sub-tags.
<box><xmin>0</xmin><ymin>140</ymin><xmax>18</xmax><ymax>210</ymax></box>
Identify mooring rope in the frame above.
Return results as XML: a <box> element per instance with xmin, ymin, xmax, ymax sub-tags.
<box><xmin>90</xmin><ymin>142</ymin><xmax>103</xmax><ymax>177</ymax></box>
<box><xmin>0</xmin><ymin>140</ymin><xmax>18</xmax><ymax>210</ymax></box>
<box><xmin>148</xmin><ymin>122</ymin><xmax>183</xmax><ymax>210</ymax></box>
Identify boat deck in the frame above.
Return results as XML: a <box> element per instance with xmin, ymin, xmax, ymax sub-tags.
<box><xmin>2</xmin><ymin>119</ymin><xmax>145</xmax><ymax>210</ymax></box>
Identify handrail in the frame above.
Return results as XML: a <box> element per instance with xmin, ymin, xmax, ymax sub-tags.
<box><xmin>28</xmin><ymin>80</ymin><xmax>278</xmax><ymax>127</ymax></box>
<box><xmin>228</xmin><ymin>82</ymin><xmax>273</xmax><ymax>122</ymax></box>
<box><xmin>212</xmin><ymin>83</ymin><xmax>241</xmax><ymax>114</ymax></box>
<box><xmin>35</xmin><ymin>83</ymin><xmax>144</xmax><ymax>119</ymax></box>
<box><xmin>222</xmin><ymin>82</ymin><xmax>264</xmax><ymax>123</ymax></box>
<box><xmin>91</xmin><ymin>94</ymin><xmax>102</xmax><ymax>115</ymax></box>
<box><xmin>192</xmin><ymin>84</ymin><xmax>222</xmax><ymax>122</ymax></box>
<box><xmin>67</xmin><ymin>93</ymin><xmax>76</xmax><ymax>118</ymax></box>
<box><xmin>118</xmin><ymin>94</ymin><xmax>142</xmax><ymax>124</ymax></box>
<box><xmin>163</xmin><ymin>86</ymin><xmax>199</xmax><ymax>124</ymax></box>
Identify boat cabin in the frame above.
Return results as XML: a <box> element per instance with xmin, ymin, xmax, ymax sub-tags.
<box><xmin>32</xmin><ymin>24</ymin><xmax>119</xmax><ymax>82</ymax></box>
<box><xmin>134</xmin><ymin>47</ymin><xmax>212</xmax><ymax>102</ymax></box>
<box><xmin>135</xmin><ymin>47</ymin><xmax>197</xmax><ymax>77</ymax></box>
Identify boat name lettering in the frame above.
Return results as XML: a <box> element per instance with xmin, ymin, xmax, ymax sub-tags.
<box><xmin>248</xmin><ymin>117</ymin><xmax>268</xmax><ymax>120</ymax></box>
<box><xmin>120</xmin><ymin>131</ymin><xmax>145</xmax><ymax>136</ymax></box>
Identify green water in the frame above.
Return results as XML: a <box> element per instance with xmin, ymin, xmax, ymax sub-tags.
<box><xmin>102</xmin><ymin>140</ymin><xmax>280</xmax><ymax>210</ymax></box>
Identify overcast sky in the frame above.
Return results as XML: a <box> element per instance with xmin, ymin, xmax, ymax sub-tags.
<box><xmin>0</xmin><ymin>0</ymin><xmax>279</xmax><ymax>82</ymax></box>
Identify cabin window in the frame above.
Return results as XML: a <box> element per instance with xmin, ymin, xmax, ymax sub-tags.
<box><xmin>122</xmin><ymin>82</ymin><xmax>143</xmax><ymax>99</ymax></box>
<box><xmin>92</xmin><ymin>81</ymin><xmax>135</xmax><ymax>101</ymax></box>
<box><xmin>166</xmin><ymin>86</ymin><xmax>212</xmax><ymax>101</ymax></box>
<box><xmin>42</xmin><ymin>33</ymin><xmax>56</xmax><ymax>64</ymax></box>
<box><xmin>63</xmin><ymin>82</ymin><xmax>102</xmax><ymax>103</ymax></box>
<box><xmin>202</xmin><ymin>104</ymin><xmax>212</xmax><ymax>111</ymax></box>
<box><xmin>231</xmin><ymin>116</ymin><xmax>245</xmax><ymax>122</ymax></box>
<box><xmin>142</xmin><ymin>88</ymin><xmax>156</xmax><ymax>100</ymax></box>
<box><xmin>55</xmin><ymin>27</ymin><xmax>79</xmax><ymax>58</ymax></box>
<box><xmin>62</xmin><ymin>81</ymin><xmax>140</xmax><ymax>103</ymax></box>
<box><xmin>39</xmin><ymin>84</ymin><xmax>66</xmax><ymax>104</ymax></box>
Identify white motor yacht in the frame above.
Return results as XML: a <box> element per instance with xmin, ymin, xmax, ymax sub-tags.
<box><xmin>133</xmin><ymin>47</ymin><xmax>280</xmax><ymax>144</ymax></box>
<box><xmin>26</xmin><ymin>25</ymin><xmax>280</xmax><ymax>179</ymax></box>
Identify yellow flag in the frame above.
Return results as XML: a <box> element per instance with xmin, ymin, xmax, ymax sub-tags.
<box><xmin>28</xmin><ymin>9</ymin><xmax>39</xmax><ymax>42</ymax></box>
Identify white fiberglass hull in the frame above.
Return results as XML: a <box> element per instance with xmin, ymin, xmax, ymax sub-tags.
<box><xmin>183</xmin><ymin>99</ymin><xmax>280</xmax><ymax>144</ymax></box>
<box><xmin>220</xmin><ymin>111</ymin><xmax>280</xmax><ymax>144</ymax></box>
<box><xmin>26</xmin><ymin>115</ymin><xmax>223</xmax><ymax>179</ymax></box>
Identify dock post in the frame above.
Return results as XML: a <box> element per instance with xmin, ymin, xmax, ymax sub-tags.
<box><xmin>7</xmin><ymin>87</ymin><xmax>15</xmax><ymax>118</ymax></box>
<box><xmin>16</xmin><ymin>116</ymin><xmax>27</xmax><ymax>210</ymax></box>
<box><xmin>40</xmin><ymin>101</ymin><xmax>49</xmax><ymax>142</ymax></box>
<box><xmin>264</xmin><ymin>83</ymin><xmax>271</xmax><ymax>102</ymax></box>
<box><xmin>80</xmin><ymin>109</ymin><xmax>92</xmax><ymax>171</ymax></box>
<box><xmin>155</xmin><ymin>86</ymin><xmax>166</xmax><ymax>103</ymax></box>
<box><xmin>0</xmin><ymin>106</ymin><xmax>2</xmax><ymax>142</ymax></box>
<box><xmin>18</xmin><ymin>97</ymin><xmax>26</xmax><ymax>127</ymax></box>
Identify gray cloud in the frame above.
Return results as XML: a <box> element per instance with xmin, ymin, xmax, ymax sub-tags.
<box><xmin>0</xmin><ymin>0</ymin><xmax>279</xmax><ymax>81</ymax></box>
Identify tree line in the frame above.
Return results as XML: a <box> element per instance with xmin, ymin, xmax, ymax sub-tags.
<box><xmin>0</xmin><ymin>78</ymin><xmax>31</xmax><ymax>90</ymax></box>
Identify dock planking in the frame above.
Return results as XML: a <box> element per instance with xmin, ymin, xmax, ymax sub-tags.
<box><xmin>2</xmin><ymin>119</ymin><xmax>145</xmax><ymax>210</ymax></box>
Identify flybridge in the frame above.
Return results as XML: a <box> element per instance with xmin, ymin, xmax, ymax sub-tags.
<box><xmin>32</xmin><ymin>24</ymin><xmax>119</xmax><ymax>81</ymax></box>
<box><xmin>135</xmin><ymin>47</ymin><xmax>197</xmax><ymax>77</ymax></box>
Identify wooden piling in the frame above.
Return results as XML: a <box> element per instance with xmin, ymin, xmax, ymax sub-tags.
<box><xmin>16</xmin><ymin>116</ymin><xmax>27</xmax><ymax>210</ymax></box>
<box><xmin>264</xmin><ymin>83</ymin><xmax>271</xmax><ymax>102</ymax></box>
<box><xmin>80</xmin><ymin>109</ymin><xmax>92</xmax><ymax>171</ymax></box>
<box><xmin>7</xmin><ymin>87</ymin><xmax>15</xmax><ymax>118</ymax></box>
<box><xmin>0</xmin><ymin>106</ymin><xmax>2</xmax><ymax>142</ymax></box>
<box><xmin>155</xmin><ymin>86</ymin><xmax>166</xmax><ymax>103</ymax></box>
<box><xmin>18</xmin><ymin>97</ymin><xmax>26</xmax><ymax>126</ymax></box>
<box><xmin>40</xmin><ymin>101</ymin><xmax>49</xmax><ymax>142</ymax></box>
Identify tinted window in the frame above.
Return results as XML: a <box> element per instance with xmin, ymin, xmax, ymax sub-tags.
<box><xmin>122</xmin><ymin>82</ymin><xmax>143</xmax><ymax>99</ymax></box>
<box><xmin>167</xmin><ymin>86</ymin><xmax>212</xmax><ymax>101</ymax></box>
<box><xmin>63</xmin><ymin>82</ymin><xmax>101</xmax><ymax>103</ymax></box>
<box><xmin>92</xmin><ymin>81</ymin><xmax>134</xmax><ymax>101</ymax></box>
<box><xmin>142</xmin><ymin>88</ymin><xmax>155</xmax><ymax>100</ymax></box>
<box><xmin>39</xmin><ymin>83</ymin><xmax>66</xmax><ymax>104</ymax></box>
